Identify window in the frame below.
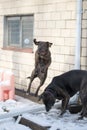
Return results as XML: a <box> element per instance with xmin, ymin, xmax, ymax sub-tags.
<box><xmin>4</xmin><ymin>15</ymin><xmax>34</xmax><ymax>51</ymax></box>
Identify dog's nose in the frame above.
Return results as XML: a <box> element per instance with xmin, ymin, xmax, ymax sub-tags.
<box><xmin>46</xmin><ymin>109</ymin><xmax>49</xmax><ymax>112</ymax></box>
<box><xmin>46</xmin><ymin>107</ymin><xmax>50</xmax><ymax>112</ymax></box>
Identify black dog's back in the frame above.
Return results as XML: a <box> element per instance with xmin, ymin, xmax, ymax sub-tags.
<box><xmin>45</xmin><ymin>70</ymin><xmax>87</xmax><ymax>97</ymax></box>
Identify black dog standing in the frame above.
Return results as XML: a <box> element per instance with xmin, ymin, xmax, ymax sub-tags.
<box><xmin>39</xmin><ymin>70</ymin><xmax>87</xmax><ymax>119</ymax></box>
<box><xmin>27</xmin><ymin>39</ymin><xmax>53</xmax><ymax>96</ymax></box>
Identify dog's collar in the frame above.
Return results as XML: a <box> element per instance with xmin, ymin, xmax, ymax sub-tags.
<box><xmin>46</xmin><ymin>89</ymin><xmax>57</xmax><ymax>98</ymax></box>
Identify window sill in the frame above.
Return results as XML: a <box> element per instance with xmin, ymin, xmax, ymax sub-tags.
<box><xmin>2</xmin><ymin>47</ymin><xmax>33</xmax><ymax>53</ymax></box>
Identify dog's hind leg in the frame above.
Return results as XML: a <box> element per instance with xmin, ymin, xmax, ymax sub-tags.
<box><xmin>79</xmin><ymin>81</ymin><xmax>87</xmax><ymax>119</ymax></box>
<box><xmin>26</xmin><ymin>69</ymin><xmax>37</xmax><ymax>95</ymax></box>
<box><xmin>35</xmin><ymin>76</ymin><xmax>46</xmax><ymax>97</ymax></box>
<box><xmin>27</xmin><ymin>79</ymin><xmax>33</xmax><ymax>94</ymax></box>
<box><xmin>78</xmin><ymin>105</ymin><xmax>87</xmax><ymax>119</ymax></box>
<box><xmin>34</xmin><ymin>70</ymin><xmax>47</xmax><ymax>96</ymax></box>
<box><xmin>34</xmin><ymin>81</ymin><xmax>44</xmax><ymax>97</ymax></box>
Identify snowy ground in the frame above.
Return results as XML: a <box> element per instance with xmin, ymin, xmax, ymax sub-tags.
<box><xmin>0</xmin><ymin>95</ymin><xmax>87</xmax><ymax>130</ymax></box>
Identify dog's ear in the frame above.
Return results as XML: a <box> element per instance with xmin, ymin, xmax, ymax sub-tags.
<box><xmin>47</xmin><ymin>42</ymin><xmax>53</xmax><ymax>47</ymax></box>
<box><xmin>38</xmin><ymin>91</ymin><xmax>49</xmax><ymax>101</ymax></box>
<box><xmin>33</xmin><ymin>39</ymin><xmax>39</xmax><ymax>45</ymax></box>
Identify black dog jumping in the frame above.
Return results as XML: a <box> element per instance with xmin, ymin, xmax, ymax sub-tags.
<box><xmin>39</xmin><ymin>70</ymin><xmax>87</xmax><ymax>118</ymax></box>
<box><xmin>27</xmin><ymin>39</ymin><xmax>53</xmax><ymax>96</ymax></box>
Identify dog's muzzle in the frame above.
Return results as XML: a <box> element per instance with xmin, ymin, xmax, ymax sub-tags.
<box><xmin>45</xmin><ymin>106</ymin><xmax>51</xmax><ymax>112</ymax></box>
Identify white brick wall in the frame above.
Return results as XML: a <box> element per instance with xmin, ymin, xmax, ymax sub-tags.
<box><xmin>81</xmin><ymin>0</ymin><xmax>87</xmax><ymax>69</ymax></box>
<box><xmin>0</xmin><ymin>0</ymin><xmax>86</xmax><ymax>94</ymax></box>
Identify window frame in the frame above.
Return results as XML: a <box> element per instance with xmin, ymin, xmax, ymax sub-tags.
<box><xmin>3</xmin><ymin>15</ymin><xmax>34</xmax><ymax>53</ymax></box>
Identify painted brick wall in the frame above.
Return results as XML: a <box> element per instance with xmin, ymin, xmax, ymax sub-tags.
<box><xmin>81</xmin><ymin>0</ymin><xmax>87</xmax><ymax>70</ymax></box>
<box><xmin>0</xmin><ymin>0</ymin><xmax>86</xmax><ymax>95</ymax></box>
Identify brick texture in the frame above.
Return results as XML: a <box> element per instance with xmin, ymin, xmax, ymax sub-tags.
<box><xmin>0</xmin><ymin>0</ymin><xmax>86</xmax><ymax>94</ymax></box>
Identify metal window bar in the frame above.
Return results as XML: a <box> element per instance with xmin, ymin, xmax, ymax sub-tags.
<box><xmin>7</xmin><ymin>17</ymin><xmax>20</xmax><ymax>47</ymax></box>
<box><xmin>22</xmin><ymin>16</ymin><xmax>34</xmax><ymax>48</ymax></box>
